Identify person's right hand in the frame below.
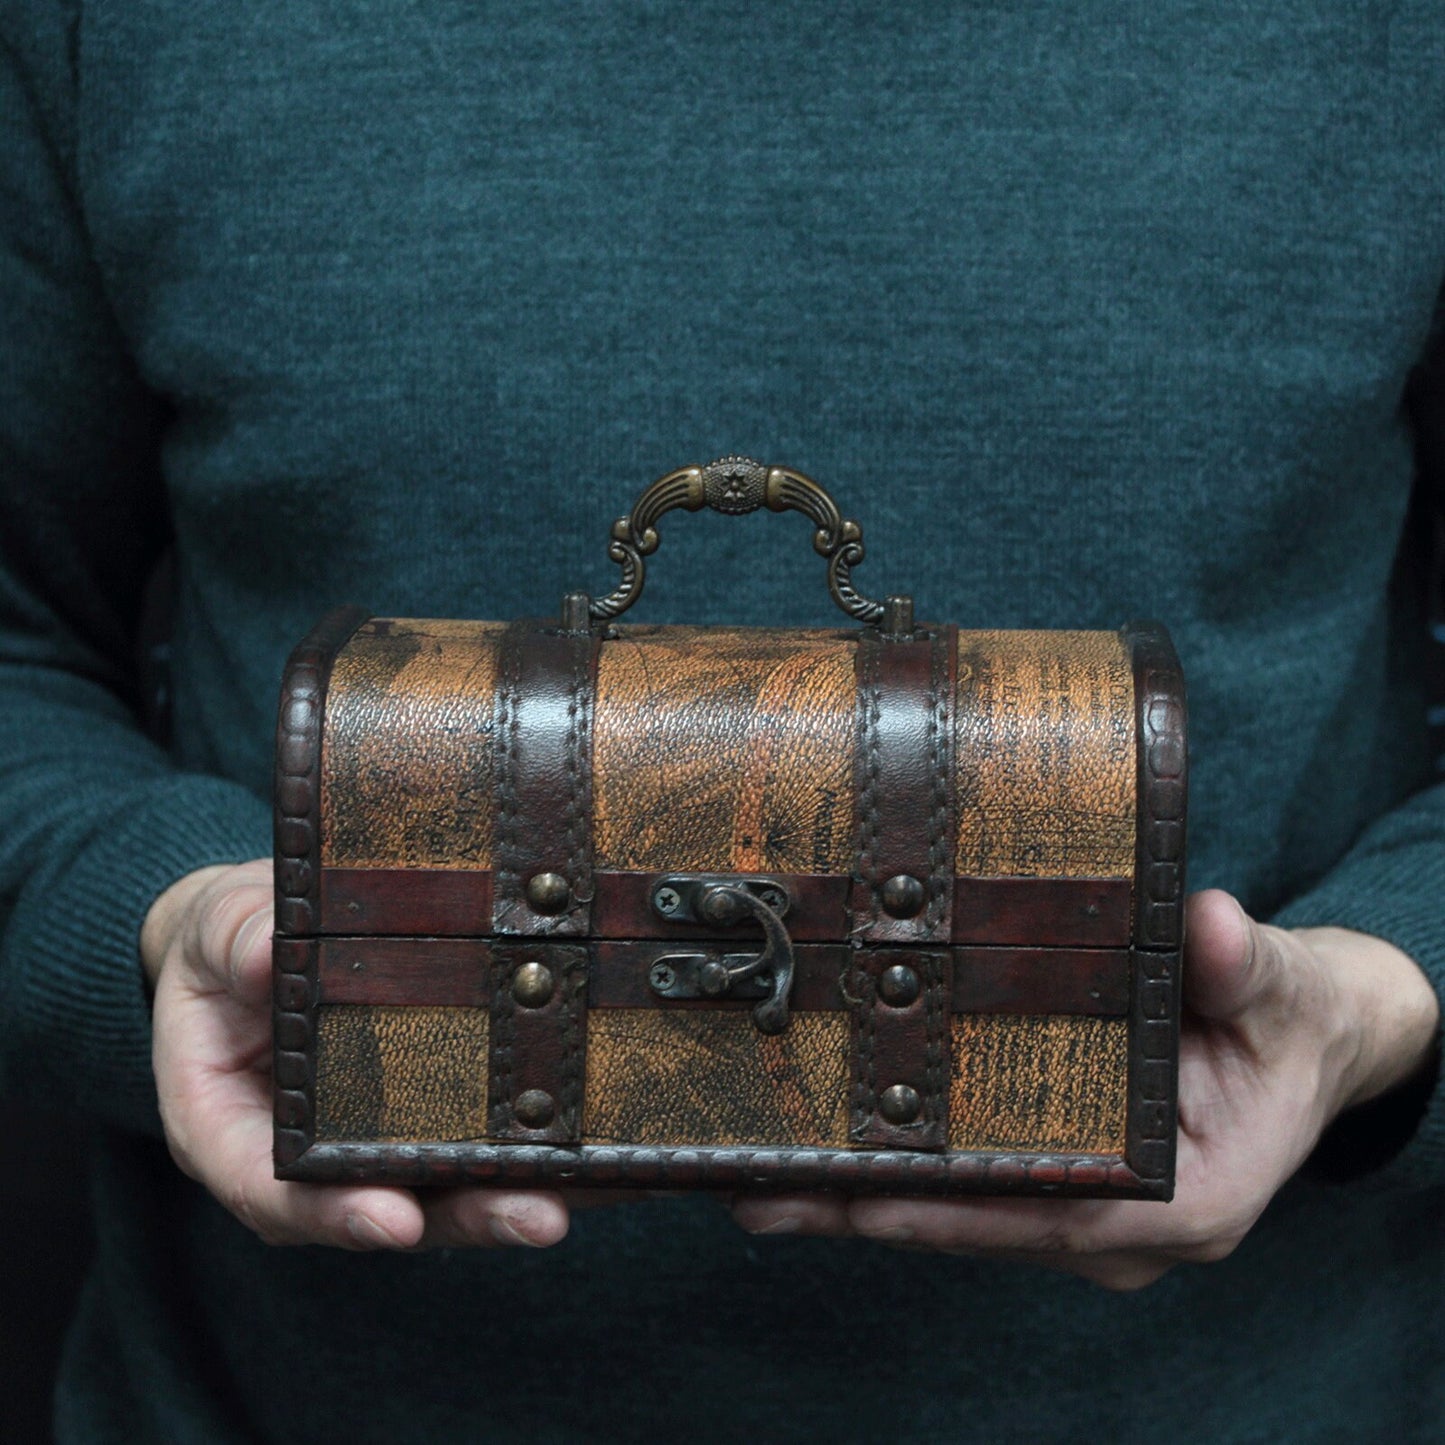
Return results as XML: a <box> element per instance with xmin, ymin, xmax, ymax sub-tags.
<box><xmin>143</xmin><ymin>859</ymin><xmax>582</xmax><ymax>1250</ymax></box>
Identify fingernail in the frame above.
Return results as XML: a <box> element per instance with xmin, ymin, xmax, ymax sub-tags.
<box><xmin>748</xmin><ymin>1215</ymin><xmax>802</xmax><ymax>1236</ymax></box>
<box><xmin>867</xmin><ymin>1225</ymin><xmax>914</xmax><ymax>1243</ymax></box>
<box><xmin>489</xmin><ymin>1213</ymin><xmax>546</xmax><ymax>1248</ymax></box>
<box><xmin>346</xmin><ymin>1211</ymin><xmax>402</xmax><ymax>1249</ymax></box>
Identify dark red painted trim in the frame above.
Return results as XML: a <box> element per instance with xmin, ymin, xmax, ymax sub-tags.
<box><xmin>951</xmin><ymin>875</ymin><xmax>1132</xmax><ymax>946</ymax></box>
<box><xmin>314</xmin><ymin>938</ymin><xmax>1130</xmax><ymax>1015</ymax></box>
<box><xmin>318</xmin><ymin>866</ymin><xmax>493</xmax><ymax>936</ymax></box>
<box><xmin>308</xmin><ymin>867</ymin><xmax>1133</xmax><ymax>945</ymax></box>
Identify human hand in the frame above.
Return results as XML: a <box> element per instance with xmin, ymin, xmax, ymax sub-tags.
<box><xmin>732</xmin><ymin>889</ymin><xmax>1440</xmax><ymax>1289</ymax></box>
<box><xmin>144</xmin><ymin>859</ymin><xmax>586</xmax><ymax>1250</ymax></box>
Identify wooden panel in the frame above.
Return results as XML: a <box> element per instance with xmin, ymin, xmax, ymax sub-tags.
<box><xmin>955</xmin><ymin>630</ymin><xmax>1135</xmax><ymax>879</ymax></box>
<box><xmin>321</xmin><ymin>619</ymin><xmax>503</xmax><ymax>868</ymax></box>
<box><xmin>314</xmin><ymin>1005</ymin><xmax>489</xmax><ymax>1142</ymax></box>
<box><xmin>952</xmin><ymin>875</ymin><xmax>1130</xmax><ymax>946</ymax></box>
<box><xmin>313</xmin><ymin>939</ymin><xmax>1130</xmax><ymax>1015</ymax></box>
<box><xmin>582</xmin><ymin>1010</ymin><xmax>851</xmax><ymax>1147</ymax></box>
<box><xmin>593</xmin><ymin>627</ymin><xmax>857</xmax><ymax>875</ymax></box>
<box><xmin>948</xmin><ymin>1015</ymin><xmax>1128</xmax><ymax>1153</ymax></box>
<box><xmin>318</xmin><ymin>866</ymin><xmax>493</xmax><ymax>935</ymax></box>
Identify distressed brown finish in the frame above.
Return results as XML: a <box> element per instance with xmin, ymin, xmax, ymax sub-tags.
<box><xmin>272</xmin><ymin>937</ymin><xmax>320</xmax><ymax>1167</ymax></box>
<box><xmin>321</xmin><ymin>619</ymin><xmax>503</xmax><ymax>869</ymax></box>
<box><xmin>279</xmin><ymin>597</ymin><xmax>1184</xmax><ymax>1199</ymax></box>
<box><xmin>318</xmin><ymin>938</ymin><xmax>492</xmax><ymax>1006</ymax></box>
<box><xmin>490</xmin><ymin>622</ymin><xmax>600</xmax><ymax>936</ymax></box>
<box><xmin>849</xmin><ymin>951</ymin><xmax>951</xmax><ymax>1150</ymax></box>
<box><xmin>851</xmin><ymin>629</ymin><xmax>957</xmax><ymax>944</ymax></box>
<box><xmin>952</xmin><ymin>875</ymin><xmax>1130</xmax><ymax>946</ymax></box>
<box><xmin>318</xmin><ymin>866</ymin><xmax>494</xmax><ymax>936</ymax></box>
<box><xmin>1123</xmin><ymin>623</ymin><xmax>1188</xmax><ymax>1189</ymax></box>
<box><xmin>315</xmin><ymin>939</ymin><xmax>1128</xmax><ymax>1015</ymax></box>
<box><xmin>592</xmin><ymin>627</ymin><xmax>858</xmax><ymax>875</ymax></box>
<box><xmin>311</xmin><ymin>866</ymin><xmax>1130</xmax><ymax>944</ymax></box>
<box><xmin>955</xmin><ymin>630</ymin><xmax>1136</xmax><ymax>879</ymax></box>
<box><xmin>583</xmin><ymin>1011</ymin><xmax>851</xmax><ymax>1147</ymax></box>
<box><xmin>487</xmin><ymin>944</ymin><xmax>588</xmax><ymax>1144</ymax></box>
<box><xmin>281</xmin><ymin>1143</ymin><xmax>1149</xmax><ymax>1199</ymax></box>
<box><xmin>314</xmin><ymin>1005</ymin><xmax>490</xmax><ymax>1142</ymax></box>
<box><xmin>948</xmin><ymin>1015</ymin><xmax>1128</xmax><ymax>1153</ymax></box>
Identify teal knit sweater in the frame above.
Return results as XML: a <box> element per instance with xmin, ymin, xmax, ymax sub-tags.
<box><xmin>2</xmin><ymin>3</ymin><xmax>1442</xmax><ymax>1440</ymax></box>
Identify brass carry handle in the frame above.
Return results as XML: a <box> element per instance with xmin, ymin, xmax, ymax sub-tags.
<box><xmin>567</xmin><ymin>456</ymin><xmax>911</xmax><ymax>629</ymax></box>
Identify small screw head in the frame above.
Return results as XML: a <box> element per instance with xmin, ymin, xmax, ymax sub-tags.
<box><xmin>512</xmin><ymin>961</ymin><xmax>555</xmax><ymax>1008</ymax></box>
<box><xmin>757</xmin><ymin>886</ymin><xmax>787</xmax><ymax>914</ymax></box>
<box><xmin>653</xmin><ymin>885</ymin><xmax>682</xmax><ymax>916</ymax></box>
<box><xmin>880</xmin><ymin>874</ymin><xmax>926</xmax><ymax>919</ymax></box>
<box><xmin>648</xmin><ymin>961</ymin><xmax>677</xmax><ymax>992</ymax></box>
<box><xmin>514</xmin><ymin>1089</ymin><xmax>556</xmax><ymax>1129</ymax></box>
<box><xmin>526</xmin><ymin>871</ymin><xmax>571</xmax><ymax>915</ymax></box>
<box><xmin>879</xmin><ymin>1083</ymin><xmax>922</xmax><ymax>1126</ymax></box>
<box><xmin>878</xmin><ymin>964</ymin><xmax>921</xmax><ymax>1008</ymax></box>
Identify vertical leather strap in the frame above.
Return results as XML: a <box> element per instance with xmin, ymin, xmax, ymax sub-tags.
<box><xmin>848</xmin><ymin>949</ymin><xmax>951</xmax><ymax>1151</ymax></box>
<box><xmin>492</xmin><ymin>619</ymin><xmax>601</xmax><ymax>936</ymax></box>
<box><xmin>851</xmin><ymin>626</ymin><xmax>956</xmax><ymax>944</ymax></box>
<box><xmin>487</xmin><ymin>943</ymin><xmax>589</xmax><ymax>1144</ymax></box>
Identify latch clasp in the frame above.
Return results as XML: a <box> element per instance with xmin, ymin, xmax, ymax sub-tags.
<box><xmin>648</xmin><ymin>876</ymin><xmax>796</xmax><ymax>1034</ymax></box>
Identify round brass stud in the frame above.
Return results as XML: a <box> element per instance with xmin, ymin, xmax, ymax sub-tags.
<box><xmin>526</xmin><ymin>871</ymin><xmax>571</xmax><ymax>915</ymax></box>
<box><xmin>878</xmin><ymin>964</ymin><xmax>921</xmax><ymax>1008</ymax></box>
<box><xmin>512</xmin><ymin>961</ymin><xmax>555</xmax><ymax>1009</ymax></box>
<box><xmin>880</xmin><ymin>874</ymin><xmax>925</xmax><ymax>919</ymax></box>
<box><xmin>514</xmin><ymin>1089</ymin><xmax>556</xmax><ymax>1129</ymax></box>
<box><xmin>879</xmin><ymin>1083</ymin><xmax>922</xmax><ymax>1126</ymax></box>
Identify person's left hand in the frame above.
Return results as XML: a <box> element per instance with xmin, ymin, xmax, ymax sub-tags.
<box><xmin>731</xmin><ymin>889</ymin><xmax>1440</xmax><ymax>1289</ymax></box>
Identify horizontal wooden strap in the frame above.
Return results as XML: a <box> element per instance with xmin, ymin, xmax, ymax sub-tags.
<box><xmin>316</xmin><ymin>939</ymin><xmax>1129</xmax><ymax>1015</ymax></box>
<box><xmin>315</xmin><ymin>867</ymin><xmax>1132</xmax><ymax>945</ymax></box>
<box><xmin>280</xmin><ymin>1142</ymin><xmax>1159</xmax><ymax>1200</ymax></box>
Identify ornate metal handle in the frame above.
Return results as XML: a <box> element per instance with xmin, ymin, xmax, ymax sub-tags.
<box><xmin>580</xmin><ymin>456</ymin><xmax>901</xmax><ymax>627</ymax></box>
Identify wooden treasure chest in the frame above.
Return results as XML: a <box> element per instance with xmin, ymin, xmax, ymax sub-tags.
<box><xmin>273</xmin><ymin>459</ymin><xmax>1188</xmax><ymax>1198</ymax></box>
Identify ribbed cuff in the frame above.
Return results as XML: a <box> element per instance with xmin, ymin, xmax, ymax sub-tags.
<box><xmin>1271</xmin><ymin>842</ymin><xmax>1445</xmax><ymax>1192</ymax></box>
<box><xmin>0</xmin><ymin>773</ymin><xmax>272</xmax><ymax>1137</ymax></box>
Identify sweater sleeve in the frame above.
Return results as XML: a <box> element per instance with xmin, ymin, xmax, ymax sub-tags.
<box><xmin>0</xmin><ymin>3</ymin><xmax>271</xmax><ymax>1136</ymax></box>
<box><xmin>1271</xmin><ymin>298</ymin><xmax>1445</xmax><ymax>1190</ymax></box>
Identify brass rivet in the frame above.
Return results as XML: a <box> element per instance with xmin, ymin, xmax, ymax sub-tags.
<box><xmin>880</xmin><ymin>874</ymin><xmax>925</xmax><ymax>919</ymax></box>
<box><xmin>512</xmin><ymin>961</ymin><xmax>555</xmax><ymax>1008</ymax></box>
<box><xmin>514</xmin><ymin>1089</ymin><xmax>556</xmax><ymax>1129</ymax></box>
<box><xmin>526</xmin><ymin>871</ymin><xmax>571</xmax><ymax>915</ymax></box>
<box><xmin>878</xmin><ymin>964</ymin><xmax>921</xmax><ymax>1008</ymax></box>
<box><xmin>879</xmin><ymin>1083</ymin><xmax>922</xmax><ymax>1126</ymax></box>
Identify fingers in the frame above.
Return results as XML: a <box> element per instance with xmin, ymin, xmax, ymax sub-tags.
<box><xmin>731</xmin><ymin>1194</ymin><xmax>853</xmax><ymax>1238</ymax></box>
<box><xmin>178</xmin><ymin>860</ymin><xmax>274</xmax><ymax>1006</ymax></box>
<box><xmin>418</xmin><ymin>1189</ymin><xmax>570</xmax><ymax>1248</ymax></box>
<box><xmin>1182</xmin><ymin>889</ymin><xmax>1269</xmax><ymax>1021</ymax></box>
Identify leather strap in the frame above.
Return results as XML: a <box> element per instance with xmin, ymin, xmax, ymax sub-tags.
<box><xmin>487</xmin><ymin>942</ymin><xmax>589</xmax><ymax>1144</ymax></box>
<box><xmin>491</xmin><ymin>619</ymin><xmax>601</xmax><ymax>936</ymax></box>
<box><xmin>851</xmin><ymin>626</ymin><xmax>956</xmax><ymax>944</ymax></box>
<box><xmin>848</xmin><ymin>949</ymin><xmax>951</xmax><ymax>1151</ymax></box>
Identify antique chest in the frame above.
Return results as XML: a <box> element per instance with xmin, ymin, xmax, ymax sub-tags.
<box><xmin>273</xmin><ymin>459</ymin><xmax>1187</xmax><ymax>1198</ymax></box>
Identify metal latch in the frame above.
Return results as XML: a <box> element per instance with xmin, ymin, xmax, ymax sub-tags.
<box><xmin>647</xmin><ymin>875</ymin><xmax>796</xmax><ymax>1035</ymax></box>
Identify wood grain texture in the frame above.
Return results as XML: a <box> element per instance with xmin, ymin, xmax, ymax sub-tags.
<box><xmin>948</xmin><ymin>1014</ymin><xmax>1128</xmax><ymax>1152</ymax></box>
<box><xmin>592</xmin><ymin>626</ymin><xmax>857</xmax><ymax>874</ymax></box>
<box><xmin>582</xmin><ymin>1010</ymin><xmax>851</xmax><ymax>1147</ymax></box>
<box><xmin>955</xmin><ymin>630</ymin><xmax>1136</xmax><ymax>879</ymax></box>
<box><xmin>321</xmin><ymin>619</ymin><xmax>503</xmax><ymax>869</ymax></box>
<box><xmin>314</xmin><ymin>1005</ymin><xmax>489</xmax><ymax>1142</ymax></box>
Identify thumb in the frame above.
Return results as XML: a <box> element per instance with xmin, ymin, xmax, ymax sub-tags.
<box><xmin>1183</xmin><ymin>889</ymin><xmax>1286</xmax><ymax>1022</ymax></box>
